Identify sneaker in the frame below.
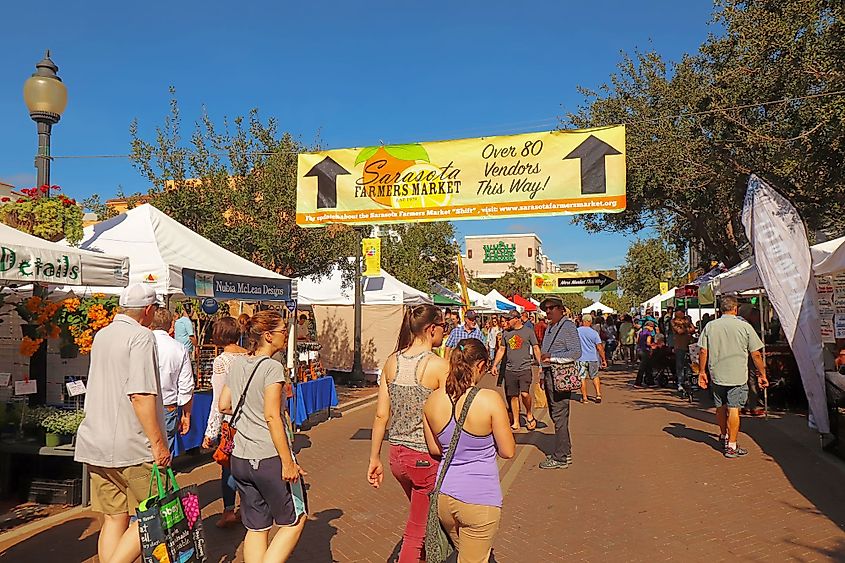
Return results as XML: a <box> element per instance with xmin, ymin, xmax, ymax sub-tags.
<box><xmin>724</xmin><ymin>445</ymin><xmax>748</xmax><ymax>458</ymax></box>
<box><xmin>565</xmin><ymin>454</ymin><xmax>573</xmax><ymax>465</ymax></box>
<box><xmin>720</xmin><ymin>436</ymin><xmax>728</xmax><ymax>451</ymax></box>
<box><xmin>539</xmin><ymin>457</ymin><xmax>569</xmax><ymax>469</ymax></box>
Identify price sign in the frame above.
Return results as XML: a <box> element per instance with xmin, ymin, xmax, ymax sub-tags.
<box><xmin>66</xmin><ymin>380</ymin><xmax>87</xmax><ymax>397</ymax></box>
<box><xmin>15</xmin><ymin>380</ymin><xmax>37</xmax><ymax>395</ymax></box>
<box><xmin>0</xmin><ymin>373</ymin><xmax>11</xmax><ymax>387</ymax></box>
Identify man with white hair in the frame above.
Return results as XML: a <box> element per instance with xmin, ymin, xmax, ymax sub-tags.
<box><xmin>150</xmin><ymin>307</ymin><xmax>194</xmax><ymax>454</ymax></box>
<box><xmin>75</xmin><ymin>284</ymin><xmax>170</xmax><ymax>563</ymax></box>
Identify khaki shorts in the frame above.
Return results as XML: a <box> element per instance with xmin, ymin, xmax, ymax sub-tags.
<box><xmin>88</xmin><ymin>463</ymin><xmax>153</xmax><ymax>515</ymax></box>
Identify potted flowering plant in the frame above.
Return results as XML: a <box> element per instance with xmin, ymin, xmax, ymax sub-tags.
<box><xmin>41</xmin><ymin>409</ymin><xmax>85</xmax><ymax>447</ymax></box>
<box><xmin>58</xmin><ymin>294</ymin><xmax>119</xmax><ymax>355</ymax></box>
<box><xmin>0</xmin><ymin>184</ymin><xmax>83</xmax><ymax>244</ymax></box>
<box><xmin>14</xmin><ymin>296</ymin><xmax>62</xmax><ymax>357</ymax></box>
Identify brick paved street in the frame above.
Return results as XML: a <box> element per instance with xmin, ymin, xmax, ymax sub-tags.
<box><xmin>2</xmin><ymin>366</ymin><xmax>844</xmax><ymax>562</ymax></box>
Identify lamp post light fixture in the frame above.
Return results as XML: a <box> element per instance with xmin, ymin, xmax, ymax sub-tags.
<box><xmin>23</xmin><ymin>50</ymin><xmax>67</xmax><ymax>196</ymax></box>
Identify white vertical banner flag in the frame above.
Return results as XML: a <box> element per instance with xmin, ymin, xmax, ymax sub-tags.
<box><xmin>741</xmin><ymin>174</ymin><xmax>829</xmax><ymax>434</ymax></box>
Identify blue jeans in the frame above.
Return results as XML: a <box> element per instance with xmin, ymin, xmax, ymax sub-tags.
<box><xmin>222</xmin><ymin>465</ymin><xmax>237</xmax><ymax>511</ymax></box>
<box><xmin>675</xmin><ymin>350</ymin><xmax>688</xmax><ymax>388</ymax></box>
<box><xmin>165</xmin><ymin>407</ymin><xmax>179</xmax><ymax>454</ymax></box>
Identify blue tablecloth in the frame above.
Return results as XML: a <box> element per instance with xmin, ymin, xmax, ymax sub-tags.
<box><xmin>173</xmin><ymin>377</ymin><xmax>338</xmax><ymax>455</ymax></box>
<box><xmin>174</xmin><ymin>390</ymin><xmax>212</xmax><ymax>457</ymax></box>
<box><xmin>288</xmin><ymin>376</ymin><xmax>339</xmax><ymax>427</ymax></box>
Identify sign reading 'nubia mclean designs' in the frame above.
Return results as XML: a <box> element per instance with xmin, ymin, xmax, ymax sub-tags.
<box><xmin>296</xmin><ymin>126</ymin><xmax>626</xmax><ymax>227</ymax></box>
<box><xmin>0</xmin><ymin>245</ymin><xmax>81</xmax><ymax>283</ymax></box>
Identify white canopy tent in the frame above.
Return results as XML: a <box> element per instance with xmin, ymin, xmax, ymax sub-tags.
<box><xmin>1</xmin><ymin>222</ymin><xmax>128</xmax><ymax>287</ymax></box>
<box><xmin>466</xmin><ymin>287</ymin><xmax>496</xmax><ymax>312</ymax></box>
<box><xmin>707</xmin><ymin>235</ymin><xmax>845</xmax><ymax>296</ymax></box>
<box><xmin>641</xmin><ymin>286</ymin><xmax>677</xmax><ymax>314</ymax></box>
<box><xmin>298</xmin><ymin>264</ymin><xmax>430</xmax><ymax>377</ymax></box>
<box><xmin>297</xmin><ymin>264</ymin><xmax>431</xmax><ymax>307</ymax></box>
<box><xmin>57</xmin><ymin>204</ymin><xmax>292</xmax><ymax>301</ymax></box>
<box><xmin>583</xmin><ymin>302</ymin><xmax>616</xmax><ymax>315</ymax></box>
<box><xmin>485</xmin><ymin>289</ymin><xmax>523</xmax><ymax>312</ymax></box>
<box><xmin>812</xmin><ymin>235</ymin><xmax>845</xmax><ymax>276</ymax></box>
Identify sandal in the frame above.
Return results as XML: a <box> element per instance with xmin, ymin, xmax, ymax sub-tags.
<box><xmin>526</xmin><ymin>417</ymin><xmax>537</xmax><ymax>431</ymax></box>
<box><xmin>595</xmin><ymin>396</ymin><xmax>602</xmax><ymax>404</ymax></box>
<box><xmin>580</xmin><ymin>398</ymin><xmax>588</xmax><ymax>404</ymax></box>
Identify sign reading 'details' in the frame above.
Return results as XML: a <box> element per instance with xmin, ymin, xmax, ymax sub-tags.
<box><xmin>182</xmin><ymin>269</ymin><xmax>294</xmax><ymax>302</ymax></box>
<box><xmin>0</xmin><ymin>245</ymin><xmax>82</xmax><ymax>284</ymax></box>
<box><xmin>483</xmin><ymin>241</ymin><xmax>516</xmax><ymax>263</ymax></box>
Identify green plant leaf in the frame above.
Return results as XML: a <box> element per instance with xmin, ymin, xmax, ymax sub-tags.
<box><xmin>383</xmin><ymin>144</ymin><xmax>429</xmax><ymax>163</ymax></box>
<box><xmin>354</xmin><ymin>146</ymin><xmax>380</xmax><ymax>166</ymax></box>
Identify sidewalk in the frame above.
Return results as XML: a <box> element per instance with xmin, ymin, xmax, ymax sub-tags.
<box><xmin>2</xmin><ymin>366</ymin><xmax>844</xmax><ymax>561</ymax></box>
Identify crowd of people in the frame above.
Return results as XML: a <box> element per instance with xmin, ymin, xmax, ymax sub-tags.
<box><xmin>71</xmin><ymin>280</ymin><xmax>784</xmax><ymax>563</ymax></box>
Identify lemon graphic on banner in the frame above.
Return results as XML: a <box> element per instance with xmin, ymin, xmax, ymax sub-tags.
<box><xmin>390</xmin><ymin>163</ymin><xmax>453</xmax><ymax>209</ymax></box>
<box><xmin>355</xmin><ymin>144</ymin><xmax>430</xmax><ymax>208</ymax></box>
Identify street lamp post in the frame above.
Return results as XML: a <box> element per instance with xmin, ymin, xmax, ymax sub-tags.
<box><xmin>22</xmin><ymin>50</ymin><xmax>67</xmax><ymax>406</ymax></box>
<box><xmin>23</xmin><ymin>50</ymin><xmax>68</xmax><ymax>195</ymax></box>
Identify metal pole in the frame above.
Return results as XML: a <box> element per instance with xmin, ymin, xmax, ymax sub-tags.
<box><xmin>350</xmin><ymin>229</ymin><xmax>365</xmax><ymax>387</ymax></box>
<box><xmin>759</xmin><ymin>289</ymin><xmax>769</xmax><ymax>419</ymax></box>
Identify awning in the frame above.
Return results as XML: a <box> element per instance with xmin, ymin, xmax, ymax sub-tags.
<box><xmin>1</xmin><ymin>222</ymin><xmax>128</xmax><ymax>286</ymax></box>
<box><xmin>511</xmin><ymin>294</ymin><xmax>537</xmax><ymax>312</ymax></box>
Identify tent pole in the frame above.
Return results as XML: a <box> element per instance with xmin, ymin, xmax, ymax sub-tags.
<box><xmin>350</xmin><ymin>229</ymin><xmax>365</xmax><ymax>387</ymax></box>
<box><xmin>759</xmin><ymin>289</ymin><xmax>768</xmax><ymax>420</ymax></box>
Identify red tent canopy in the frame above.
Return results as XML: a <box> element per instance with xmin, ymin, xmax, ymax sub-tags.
<box><xmin>511</xmin><ymin>294</ymin><xmax>537</xmax><ymax>312</ymax></box>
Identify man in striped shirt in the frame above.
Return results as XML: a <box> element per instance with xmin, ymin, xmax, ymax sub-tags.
<box><xmin>538</xmin><ymin>298</ymin><xmax>582</xmax><ymax>469</ymax></box>
<box><xmin>445</xmin><ymin>310</ymin><xmax>485</xmax><ymax>359</ymax></box>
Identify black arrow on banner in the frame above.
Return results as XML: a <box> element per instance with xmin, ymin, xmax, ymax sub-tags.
<box><xmin>556</xmin><ymin>273</ymin><xmax>615</xmax><ymax>290</ymax></box>
<box><xmin>305</xmin><ymin>157</ymin><xmax>350</xmax><ymax>209</ymax></box>
<box><xmin>563</xmin><ymin>135</ymin><xmax>622</xmax><ymax>195</ymax></box>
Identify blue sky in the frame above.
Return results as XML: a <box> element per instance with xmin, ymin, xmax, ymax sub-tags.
<box><xmin>0</xmin><ymin>1</ymin><xmax>714</xmax><ymax>271</ymax></box>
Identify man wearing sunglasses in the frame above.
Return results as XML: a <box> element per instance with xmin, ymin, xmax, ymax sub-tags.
<box><xmin>537</xmin><ymin>298</ymin><xmax>582</xmax><ymax>469</ymax></box>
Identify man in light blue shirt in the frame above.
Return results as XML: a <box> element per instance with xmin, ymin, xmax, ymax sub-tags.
<box><xmin>174</xmin><ymin>302</ymin><xmax>197</xmax><ymax>360</ymax></box>
<box><xmin>577</xmin><ymin>314</ymin><xmax>607</xmax><ymax>404</ymax></box>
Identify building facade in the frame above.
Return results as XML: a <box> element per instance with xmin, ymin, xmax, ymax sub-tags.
<box><xmin>464</xmin><ymin>233</ymin><xmax>559</xmax><ymax>280</ymax></box>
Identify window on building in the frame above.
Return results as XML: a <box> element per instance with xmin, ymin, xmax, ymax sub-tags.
<box><xmin>528</xmin><ymin>248</ymin><xmax>533</xmax><ymax>257</ymax></box>
<box><xmin>467</xmin><ymin>250</ymin><xmax>473</xmax><ymax>259</ymax></box>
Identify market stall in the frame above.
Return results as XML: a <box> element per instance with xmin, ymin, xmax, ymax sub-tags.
<box><xmin>485</xmin><ymin>289</ymin><xmax>522</xmax><ymax>312</ymax></box>
<box><xmin>297</xmin><ymin>263</ymin><xmax>431</xmax><ymax>378</ymax></box>
<box><xmin>511</xmin><ymin>294</ymin><xmax>537</xmax><ymax>312</ymax></box>
<box><xmin>53</xmin><ymin>204</ymin><xmax>302</xmax><ymax>454</ymax></box>
<box><xmin>582</xmin><ymin>302</ymin><xmax>616</xmax><ymax>315</ymax></box>
<box><xmin>0</xmin><ymin>222</ymin><xmax>129</xmax><ymax>505</ymax></box>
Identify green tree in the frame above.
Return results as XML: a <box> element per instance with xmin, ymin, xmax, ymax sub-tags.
<box><xmin>618</xmin><ymin>238</ymin><xmax>686</xmax><ymax>307</ymax></box>
<box><xmin>557</xmin><ymin>294</ymin><xmax>593</xmax><ymax>314</ymax></box>
<box><xmin>126</xmin><ymin>93</ymin><xmax>356</xmax><ymax>277</ymax></box>
<box><xmin>378</xmin><ymin>223</ymin><xmax>459</xmax><ymax>292</ymax></box>
<box><xmin>567</xmin><ymin>0</ymin><xmax>845</xmax><ymax>265</ymax></box>
<box><xmin>492</xmin><ymin>265</ymin><xmax>532</xmax><ymax>298</ymax></box>
<box><xmin>600</xmin><ymin>290</ymin><xmax>636</xmax><ymax>315</ymax></box>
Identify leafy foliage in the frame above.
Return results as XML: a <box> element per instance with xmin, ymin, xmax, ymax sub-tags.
<box><xmin>378</xmin><ymin>223</ymin><xmax>459</xmax><ymax>293</ymax></box>
<box><xmin>600</xmin><ymin>290</ymin><xmax>636</xmax><ymax>315</ymax></box>
<box><xmin>567</xmin><ymin>0</ymin><xmax>845</xmax><ymax>265</ymax></box>
<box><xmin>128</xmin><ymin>91</ymin><xmax>356</xmax><ymax>278</ymax></box>
<box><xmin>617</xmin><ymin>238</ymin><xmax>686</xmax><ymax>307</ymax></box>
<box><xmin>491</xmin><ymin>265</ymin><xmax>533</xmax><ymax>298</ymax></box>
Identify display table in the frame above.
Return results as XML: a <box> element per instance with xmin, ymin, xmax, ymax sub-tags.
<box><xmin>174</xmin><ymin>377</ymin><xmax>338</xmax><ymax>455</ymax></box>
<box><xmin>174</xmin><ymin>390</ymin><xmax>213</xmax><ymax>457</ymax></box>
<box><xmin>289</xmin><ymin>376</ymin><xmax>339</xmax><ymax>427</ymax></box>
<box><xmin>0</xmin><ymin>442</ymin><xmax>89</xmax><ymax>505</ymax></box>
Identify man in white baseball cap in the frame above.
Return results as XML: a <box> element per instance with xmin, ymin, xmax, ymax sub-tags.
<box><xmin>75</xmin><ymin>283</ymin><xmax>169</xmax><ymax>563</ymax></box>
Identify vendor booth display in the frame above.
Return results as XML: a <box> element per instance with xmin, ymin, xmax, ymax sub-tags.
<box><xmin>511</xmin><ymin>294</ymin><xmax>537</xmax><ymax>312</ymax></box>
<box><xmin>485</xmin><ymin>290</ymin><xmax>522</xmax><ymax>312</ymax></box>
<box><xmin>298</xmin><ymin>264</ymin><xmax>431</xmax><ymax>376</ymax></box>
<box><xmin>0</xmin><ymin>223</ymin><xmax>129</xmax><ymax>507</ymax></box>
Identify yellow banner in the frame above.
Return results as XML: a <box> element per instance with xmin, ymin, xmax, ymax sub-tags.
<box><xmin>532</xmin><ymin>270</ymin><xmax>618</xmax><ymax>294</ymax></box>
<box><xmin>659</xmin><ymin>282</ymin><xmax>669</xmax><ymax>295</ymax></box>
<box><xmin>296</xmin><ymin>126</ymin><xmax>625</xmax><ymax>227</ymax></box>
<box><xmin>362</xmin><ymin>237</ymin><xmax>381</xmax><ymax>277</ymax></box>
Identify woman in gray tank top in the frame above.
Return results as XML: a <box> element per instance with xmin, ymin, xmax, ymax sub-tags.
<box><xmin>368</xmin><ymin>304</ymin><xmax>449</xmax><ymax>563</ymax></box>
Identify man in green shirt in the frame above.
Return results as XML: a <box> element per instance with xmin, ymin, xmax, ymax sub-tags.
<box><xmin>696</xmin><ymin>295</ymin><xmax>769</xmax><ymax>458</ymax></box>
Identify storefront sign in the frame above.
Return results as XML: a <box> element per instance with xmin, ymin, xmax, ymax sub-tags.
<box><xmin>0</xmin><ymin>245</ymin><xmax>81</xmax><ymax>284</ymax></box>
<box><xmin>483</xmin><ymin>241</ymin><xmax>516</xmax><ymax>263</ymax></box>
<box><xmin>296</xmin><ymin>126</ymin><xmax>626</xmax><ymax>226</ymax></box>
<box><xmin>362</xmin><ymin>237</ymin><xmax>381</xmax><ymax>277</ymax></box>
<box><xmin>182</xmin><ymin>269</ymin><xmax>293</xmax><ymax>302</ymax></box>
<box><xmin>532</xmin><ymin>271</ymin><xmax>617</xmax><ymax>294</ymax></box>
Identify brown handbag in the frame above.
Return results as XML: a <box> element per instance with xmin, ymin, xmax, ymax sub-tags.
<box><xmin>213</xmin><ymin>358</ymin><xmax>268</xmax><ymax>467</ymax></box>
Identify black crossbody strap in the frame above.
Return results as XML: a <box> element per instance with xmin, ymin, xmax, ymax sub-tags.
<box><xmin>230</xmin><ymin>357</ymin><xmax>269</xmax><ymax>429</ymax></box>
<box><xmin>432</xmin><ymin>386</ymin><xmax>480</xmax><ymax>495</ymax></box>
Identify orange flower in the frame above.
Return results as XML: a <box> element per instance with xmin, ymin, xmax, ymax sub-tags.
<box><xmin>25</xmin><ymin>296</ymin><xmax>42</xmax><ymax>313</ymax></box>
<box><xmin>63</xmin><ymin>298</ymin><xmax>81</xmax><ymax>312</ymax></box>
<box><xmin>48</xmin><ymin>324</ymin><xmax>61</xmax><ymax>339</ymax></box>
<box><xmin>19</xmin><ymin>336</ymin><xmax>44</xmax><ymax>356</ymax></box>
<box><xmin>93</xmin><ymin>293</ymin><xmax>106</xmax><ymax>299</ymax></box>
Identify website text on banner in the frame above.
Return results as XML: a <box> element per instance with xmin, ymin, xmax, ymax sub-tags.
<box><xmin>296</xmin><ymin>126</ymin><xmax>626</xmax><ymax>227</ymax></box>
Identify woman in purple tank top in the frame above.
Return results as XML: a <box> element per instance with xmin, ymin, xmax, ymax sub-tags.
<box><xmin>423</xmin><ymin>338</ymin><xmax>515</xmax><ymax>563</ymax></box>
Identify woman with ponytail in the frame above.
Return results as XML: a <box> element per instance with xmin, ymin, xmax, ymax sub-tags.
<box><xmin>423</xmin><ymin>338</ymin><xmax>515</xmax><ymax>563</ymax></box>
<box><xmin>368</xmin><ymin>304</ymin><xmax>449</xmax><ymax>563</ymax></box>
